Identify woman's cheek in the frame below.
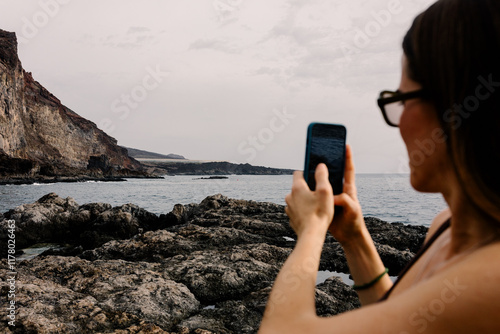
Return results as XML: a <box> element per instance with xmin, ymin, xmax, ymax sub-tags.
<box><xmin>399</xmin><ymin>109</ymin><xmax>414</xmax><ymax>150</ymax></box>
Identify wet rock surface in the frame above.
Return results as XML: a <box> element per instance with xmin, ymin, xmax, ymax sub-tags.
<box><xmin>0</xmin><ymin>193</ymin><xmax>428</xmax><ymax>333</ymax></box>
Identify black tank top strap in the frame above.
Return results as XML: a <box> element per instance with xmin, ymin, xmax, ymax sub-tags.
<box><xmin>378</xmin><ymin>218</ymin><xmax>451</xmax><ymax>302</ymax></box>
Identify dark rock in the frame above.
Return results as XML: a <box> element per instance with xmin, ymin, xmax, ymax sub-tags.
<box><xmin>319</xmin><ymin>242</ymin><xmax>350</xmax><ymax>273</ymax></box>
<box><xmin>365</xmin><ymin>217</ymin><xmax>428</xmax><ymax>253</ymax></box>
<box><xmin>0</xmin><ymin>193</ymin><xmax>429</xmax><ymax>333</ymax></box>
<box><xmin>87</xmin><ymin>154</ymin><xmax>111</xmax><ymax>173</ymax></box>
<box><xmin>141</xmin><ymin>160</ymin><xmax>294</xmax><ymax>176</ymax></box>
<box><xmin>193</xmin><ymin>176</ymin><xmax>229</xmax><ymax>180</ymax></box>
<box><xmin>0</xmin><ymin>193</ymin><xmax>79</xmax><ymax>249</ymax></box>
<box><xmin>0</xmin><ymin>152</ymin><xmax>35</xmax><ymax>177</ymax></box>
<box><xmin>320</xmin><ymin>230</ymin><xmax>418</xmax><ymax>276</ymax></box>
<box><xmin>0</xmin><ymin>256</ymin><xmax>198</xmax><ymax>333</ymax></box>
<box><xmin>0</xmin><ymin>193</ymin><xmax>165</xmax><ymax>251</ymax></box>
<box><xmin>160</xmin><ymin>203</ymin><xmax>193</xmax><ymax>227</ymax></box>
<box><xmin>79</xmin><ymin>203</ymin><xmax>163</xmax><ymax>249</ymax></box>
<box><xmin>177</xmin><ymin>289</ymin><xmax>269</xmax><ymax>334</ymax></box>
<box><xmin>316</xmin><ymin>277</ymin><xmax>361</xmax><ymax>316</ymax></box>
<box><xmin>0</xmin><ymin>175</ymin><xmax>130</xmax><ymax>186</ymax></box>
<box><xmin>176</xmin><ymin>277</ymin><xmax>360</xmax><ymax>333</ymax></box>
<box><xmin>161</xmin><ymin>243</ymin><xmax>289</xmax><ymax>303</ymax></box>
<box><xmin>80</xmin><ymin>224</ymin><xmax>283</xmax><ymax>263</ymax></box>
<box><xmin>374</xmin><ymin>244</ymin><xmax>414</xmax><ymax>276</ymax></box>
<box><xmin>0</xmin><ymin>30</ymin><xmax>18</xmax><ymax>69</ymax></box>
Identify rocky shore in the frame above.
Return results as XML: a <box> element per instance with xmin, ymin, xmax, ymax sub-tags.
<box><xmin>0</xmin><ymin>174</ymin><xmax>165</xmax><ymax>186</ymax></box>
<box><xmin>0</xmin><ymin>193</ymin><xmax>427</xmax><ymax>333</ymax></box>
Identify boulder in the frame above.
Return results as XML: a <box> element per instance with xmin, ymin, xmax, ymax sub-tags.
<box><xmin>0</xmin><ymin>193</ymin><xmax>165</xmax><ymax>252</ymax></box>
<box><xmin>0</xmin><ymin>256</ymin><xmax>199</xmax><ymax>333</ymax></box>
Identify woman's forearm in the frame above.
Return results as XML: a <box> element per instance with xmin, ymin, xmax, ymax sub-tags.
<box><xmin>341</xmin><ymin>227</ymin><xmax>393</xmax><ymax>305</ymax></box>
<box><xmin>260</xmin><ymin>225</ymin><xmax>326</xmax><ymax>332</ymax></box>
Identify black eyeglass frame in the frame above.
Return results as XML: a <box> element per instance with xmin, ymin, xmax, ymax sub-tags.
<box><xmin>377</xmin><ymin>89</ymin><xmax>429</xmax><ymax>127</ymax></box>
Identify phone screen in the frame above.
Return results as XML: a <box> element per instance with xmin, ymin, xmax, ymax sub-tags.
<box><xmin>304</xmin><ymin>123</ymin><xmax>346</xmax><ymax>194</ymax></box>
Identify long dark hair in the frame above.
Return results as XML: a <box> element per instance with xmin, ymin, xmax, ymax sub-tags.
<box><xmin>403</xmin><ymin>0</ymin><xmax>500</xmax><ymax>222</ymax></box>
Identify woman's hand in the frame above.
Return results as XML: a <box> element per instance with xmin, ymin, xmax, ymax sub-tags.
<box><xmin>285</xmin><ymin>145</ymin><xmax>365</xmax><ymax>244</ymax></box>
<box><xmin>285</xmin><ymin>163</ymin><xmax>334</xmax><ymax>238</ymax></box>
<box><xmin>328</xmin><ymin>145</ymin><xmax>365</xmax><ymax>246</ymax></box>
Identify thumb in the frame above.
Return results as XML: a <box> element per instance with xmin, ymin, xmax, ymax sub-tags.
<box><xmin>315</xmin><ymin>163</ymin><xmax>332</xmax><ymax>193</ymax></box>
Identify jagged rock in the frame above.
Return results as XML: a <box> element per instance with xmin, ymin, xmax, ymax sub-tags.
<box><xmin>160</xmin><ymin>203</ymin><xmax>194</xmax><ymax>227</ymax></box>
<box><xmin>316</xmin><ymin>277</ymin><xmax>361</xmax><ymax>316</ymax></box>
<box><xmin>0</xmin><ymin>193</ymin><xmax>429</xmax><ymax>333</ymax></box>
<box><xmin>365</xmin><ymin>216</ymin><xmax>428</xmax><ymax>253</ymax></box>
<box><xmin>177</xmin><ymin>289</ymin><xmax>269</xmax><ymax>334</ymax></box>
<box><xmin>0</xmin><ymin>193</ymin><xmax>165</xmax><ymax>251</ymax></box>
<box><xmin>87</xmin><ymin>154</ymin><xmax>112</xmax><ymax>173</ymax></box>
<box><xmin>0</xmin><ymin>257</ymin><xmax>199</xmax><ymax>333</ymax></box>
<box><xmin>176</xmin><ymin>277</ymin><xmax>360</xmax><ymax>334</ymax></box>
<box><xmin>161</xmin><ymin>243</ymin><xmax>289</xmax><ymax>303</ymax></box>
<box><xmin>0</xmin><ymin>193</ymin><xmax>79</xmax><ymax>248</ymax></box>
<box><xmin>374</xmin><ymin>244</ymin><xmax>414</xmax><ymax>275</ymax></box>
<box><xmin>319</xmin><ymin>242</ymin><xmax>350</xmax><ymax>273</ymax></box>
<box><xmin>80</xmin><ymin>224</ymin><xmax>282</xmax><ymax>263</ymax></box>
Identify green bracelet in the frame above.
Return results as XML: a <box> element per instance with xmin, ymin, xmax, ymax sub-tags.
<box><xmin>352</xmin><ymin>268</ymin><xmax>389</xmax><ymax>291</ymax></box>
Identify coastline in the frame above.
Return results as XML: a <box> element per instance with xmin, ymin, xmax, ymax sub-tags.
<box><xmin>141</xmin><ymin>159</ymin><xmax>295</xmax><ymax>176</ymax></box>
<box><xmin>0</xmin><ymin>174</ymin><xmax>164</xmax><ymax>186</ymax></box>
<box><xmin>0</xmin><ymin>193</ymin><xmax>427</xmax><ymax>333</ymax></box>
<box><xmin>0</xmin><ymin>160</ymin><xmax>293</xmax><ymax>186</ymax></box>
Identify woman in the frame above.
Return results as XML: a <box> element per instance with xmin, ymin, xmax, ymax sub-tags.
<box><xmin>259</xmin><ymin>0</ymin><xmax>500</xmax><ymax>333</ymax></box>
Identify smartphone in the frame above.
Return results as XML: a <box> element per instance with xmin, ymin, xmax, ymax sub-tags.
<box><xmin>304</xmin><ymin>123</ymin><xmax>347</xmax><ymax>194</ymax></box>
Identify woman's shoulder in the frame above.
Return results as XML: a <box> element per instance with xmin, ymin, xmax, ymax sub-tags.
<box><xmin>384</xmin><ymin>240</ymin><xmax>500</xmax><ymax>332</ymax></box>
<box><xmin>310</xmin><ymin>240</ymin><xmax>500</xmax><ymax>334</ymax></box>
<box><xmin>443</xmin><ymin>239</ymin><xmax>500</xmax><ymax>309</ymax></box>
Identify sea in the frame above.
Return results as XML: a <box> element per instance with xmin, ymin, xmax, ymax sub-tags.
<box><xmin>0</xmin><ymin>174</ymin><xmax>447</xmax><ymax>227</ymax></box>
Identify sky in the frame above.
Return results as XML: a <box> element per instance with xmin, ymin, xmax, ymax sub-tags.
<box><xmin>0</xmin><ymin>0</ymin><xmax>437</xmax><ymax>172</ymax></box>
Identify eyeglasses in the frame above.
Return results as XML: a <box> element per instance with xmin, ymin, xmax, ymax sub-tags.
<box><xmin>377</xmin><ymin>89</ymin><xmax>428</xmax><ymax>127</ymax></box>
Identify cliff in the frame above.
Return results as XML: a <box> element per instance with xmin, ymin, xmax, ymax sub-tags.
<box><xmin>0</xmin><ymin>29</ymin><xmax>144</xmax><ymax>182</ymax></box>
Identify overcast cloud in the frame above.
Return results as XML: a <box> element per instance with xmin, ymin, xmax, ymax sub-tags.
<box><xmin>0</xmin><ymin>0</ymin><xmax>436</xmax><ymax>172</ymax></box>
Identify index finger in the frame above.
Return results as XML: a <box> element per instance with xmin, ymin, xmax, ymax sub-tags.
<box><xmin>293</xmin><ymin>170</ymin><xmax>305</xmax><ymax>183</ymax></box>
<box><xmin>343</xmin><ymin>145</ymin><xmax>357</xmax><ymax>197</ymax></box>
<box><xmin>291</xmin><ymin>170</ymin><xmax>308</xmax><ymax>190</ymax></box>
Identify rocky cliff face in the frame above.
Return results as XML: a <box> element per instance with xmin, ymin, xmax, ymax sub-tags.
<box><xmin>0</xmin><ymin>29</ymin><xmax>143</xmax><ymax>180</ymax></box>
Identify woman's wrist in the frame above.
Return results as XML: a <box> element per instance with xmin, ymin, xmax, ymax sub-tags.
<box><xmin>296</xmin><ymin>216</ymin><xmax>330</xmax><ymax>239</ymax></box>
<box><xmin>339</xmin><ymin>227</ymin><xmax>386</xmax><ymax>279</ymax></box>
<box><xmin>352</xmin><ymin>267</ymin><xmax>389</xmax><ymax>291</ymax></box>
<box><xmin>336</xmin><ymin>224</ymin><xmax>369</xmax><ymax>250</ymax></box>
